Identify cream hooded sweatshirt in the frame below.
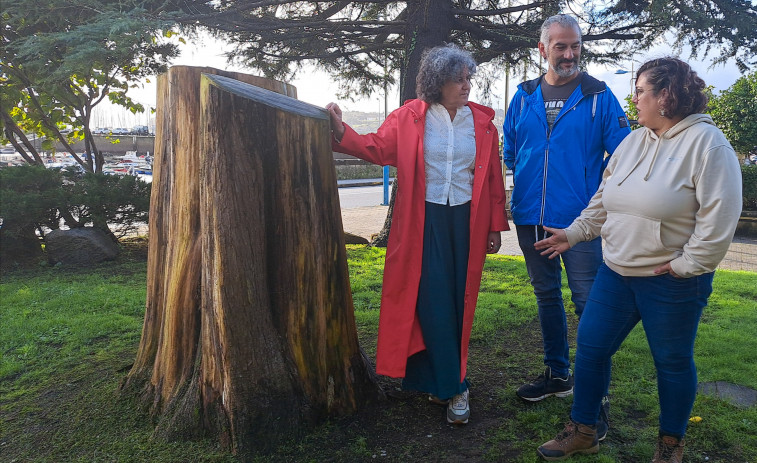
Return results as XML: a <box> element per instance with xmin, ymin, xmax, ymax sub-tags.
<box><xmin>565</xmin><ymin>114</ymin><xmax>742</xmax><ymax>278</ymax></box>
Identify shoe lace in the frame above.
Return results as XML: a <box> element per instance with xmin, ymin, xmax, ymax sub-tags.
<box><xmin>555</xmin><ymin>422</ymin><xmax>576</xmax><ymax>441</ymax></box>
<box><xmin>529</xmin><ymin>372</ymin><xmax>547</xmax><ymax>385</ymax></box>
<box><xmin>452</xmin><ymin>392</ymin><xmax>467</xmax><ymax>409</ymax></box>
<box><xmin>657</xmin><ymin>439</ymin><xmax>677</xmax><ymax>460</ymax></box>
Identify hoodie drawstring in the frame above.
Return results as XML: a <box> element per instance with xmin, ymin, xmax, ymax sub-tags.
<box><xmin>643</xmin><ymin>137</ymin><xmax>664</xmax><ymax>181</ymax></box>
<box><xmin>617</xmin><ymin>134</ymin><xmax>660</xmax><ymax>185</ymax></box>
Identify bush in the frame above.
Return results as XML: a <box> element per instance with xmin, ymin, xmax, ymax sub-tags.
<box><xmin>0</xmin><ymin>164</ymin><xmax>64</xmax><ymax>234</ymax></box>
<box><xmin>0</xmin><ymin>165</ymin><xmax>63</xmax><ymax>263</ymax></box>
<box><xmin>743</xmin><ymin>165</ymin><xmax>757</xmax><ymax>211</ymax></box>
<box><xmin>335</xmin><ymin>164</ymin><xmax>397</xmax><ymax>181</ymax></box>
<box><xmin>60</xmin><ymin>169</ymin><xmax>151</xmax><ymax>238</ymax></box>
<box><xmin>0</xmin><ymin>164</ymin><xmax>151</xmax><ymax>258</ymax></box>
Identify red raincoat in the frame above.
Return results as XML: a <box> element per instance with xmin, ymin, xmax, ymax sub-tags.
<box><xmin>333</xmin><ymin>99</ymin><xmax>509</xmax><ymax>380</ymax></box>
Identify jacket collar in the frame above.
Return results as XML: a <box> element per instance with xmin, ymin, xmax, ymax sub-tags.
<box><xmin>520</xmin><ymin>72</ymin><xmax>606</xmax><ymax>96</ymax></box>
<box><xmin>403</xmin><ymin>98</ymin><xmax>494</xmax><ymax>130</ymax></box>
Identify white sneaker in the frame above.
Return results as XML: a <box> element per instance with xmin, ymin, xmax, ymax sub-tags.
<box><xmin>446</xmin><ymin>389</ymin><xmax>470</xmax><ymax>424</ymax></box>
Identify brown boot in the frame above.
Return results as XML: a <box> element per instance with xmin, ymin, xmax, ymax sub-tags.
<box><xmin>537</xmin><ymin>420</ymin><xmax>599</xmax><ymax>461</ymax></box>
<box><xmin>651</xmin><ymin>435</ymin><xmax>685</xmax><ymax>463</ymax></box>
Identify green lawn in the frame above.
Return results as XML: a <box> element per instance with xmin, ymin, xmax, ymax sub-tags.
<box><xmin>1</xmin><ymin>245</ymin><xmax>755</xmax><ymax>462</ymax></box>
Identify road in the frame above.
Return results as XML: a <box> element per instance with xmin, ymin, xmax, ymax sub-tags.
<box><xmin>338</xmin><ymin>185</ymin><xmax>387</xmax><ymax>209</ymax></box>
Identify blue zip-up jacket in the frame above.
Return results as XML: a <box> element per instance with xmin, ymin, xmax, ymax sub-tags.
<box><xmin>503</xmin><ymin>72</ymin><xmax>630</xmax><ymax>228</ymax></box>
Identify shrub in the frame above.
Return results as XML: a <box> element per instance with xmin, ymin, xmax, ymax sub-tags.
<box><xmin>0</xmin><ymin>164</ymin><xmax>63</xmax><ymax>237</ymax></box>
<box><xmin>0</xmin><ymin>164</ymin><xmax>151</xmax><ymax>260</ymax></box>
<box><xmin>743</xmin><ymin>165</ymin><xmax>757</xmax><ymax>211</ymax></box>
<box><xmin>0</xmin><ymin>165</ymin><xmax>63</xmax><ymax>263</ymax></box>
<box><xmin>335</xmin><ymin>164</ymin><xmax>397</xmax><ymax>181</ymax></box>
<box><xmin>60</xmin><ymin>169</ymin><xmax>151</xmax><ymax>238</ymax></box>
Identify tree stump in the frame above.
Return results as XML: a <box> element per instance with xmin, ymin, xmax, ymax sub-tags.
<box><xmin>122</xmin><ymin>67</ymin><xmax>381</xmax><ymax>458</ymax></box>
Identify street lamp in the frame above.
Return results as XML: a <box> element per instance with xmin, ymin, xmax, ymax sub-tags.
<box><xmin>614</xmin><ymin>61</ymin><xmax>635</xmax><ymax>97</ymax></box>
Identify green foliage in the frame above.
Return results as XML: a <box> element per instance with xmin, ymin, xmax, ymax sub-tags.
<box><xmin>335</xmin><ymin>164</ymin><xmax>397</xmax><ymax>181</ymax></box>
<box><xmin>61</xmin><ymin>169</ymin><xmax>152</xmax><ymax>237</ymax></box>
<box><xmin>709</xmin><ymin>72</ymin><xmax>757</xmax><ymax>155</ymax></box>
<box><xmin>0</xmin><ymin>0</ymin><xmax>180</xmax><ymax>172</ymax></box>
<box><xmin>178</xmin><ymin>0</ymin><xmax>757</xmax><ymax>103</ymax></box>
<box><xmin>623</xmin><ymin>94</ymin><xmax>638</xmax><ymax>127</ymax></box>
<box><xmin>742</xmin><ymin>165</ymin><xmax>757</xmax><ymax>210</ymax></box>
<box><xmin>0</xmin><ymin>164</ymin><xmax>63</xmax><ymax>237</ymax></box>
<box><xmin>0</xmin><ymin>165</ymin><xmax>151</xmax><ymax>253</ymax></box>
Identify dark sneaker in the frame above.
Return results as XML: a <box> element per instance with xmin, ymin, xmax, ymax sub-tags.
<box><xmin>537</xmin><ymin>420</ymin><xmax>599</xmax><ymax>461</ymax></box>
<box><xmin>516</xmin><ymin>366</ymin><xmax>574</xmax><ymax>402</ymax></box>
<box><xmin>596</xmin><ymin>395</ymin><xmax>610</xmax><ymax>441</ymax></box>
<box><xmin>446</xmin><ymin>389</ymin><xmax>470</xmax><ymax>424</ymax></box>
<box><xmin>652</xmin><ymin>435</ymin><xmax>685</xmax><ymax>463</ymax></box>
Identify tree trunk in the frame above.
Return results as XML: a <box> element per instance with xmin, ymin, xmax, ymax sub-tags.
<box><xmin>370</xmin><ymin>180</ymin><xmax>397</xmax><ymax>247</ymax></box>
<box><xmin>401</xmin><ymin>0</ymin><xmax>455</xmax><ymax>101</ymax></box>
<box><xmin>122</xmin><ymin>66</ymin><xmax>381</xmax><ymax>458</ymax></box>
<box><xmin>377</xmin><ymin>0</ymin><xmax>455</xmax><ymax>245</ymax></box>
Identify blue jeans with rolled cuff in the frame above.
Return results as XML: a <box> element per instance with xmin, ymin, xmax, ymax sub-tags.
<box><xmin>570</xmin><ymin>263</ymin><xmax>713</xmax><ymax>438</ymax></box>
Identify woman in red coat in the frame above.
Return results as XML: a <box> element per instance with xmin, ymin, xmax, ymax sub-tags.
<box><xmin>327</xmin><ymin>44</ymin><xmax>508</xmax><ymax>425</ymax></box>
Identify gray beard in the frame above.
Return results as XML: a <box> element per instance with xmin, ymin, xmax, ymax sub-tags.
<box><xmin>552</xmin><ymin>61</ymin><xmax>579</xmax><ymax>78</ymax></box>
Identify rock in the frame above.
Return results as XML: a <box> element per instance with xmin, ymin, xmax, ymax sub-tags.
<box><xmin>45</xmin><ymin>228</ymin><xmax>120</xmax><ymax>266</ymax></box>
<box><xmin>698</xmin><ymin>381</ymin><xmax>757</xmax><ymax>408</ymax></box>
<box><xmin>344</xmin><ymin>232</ymin><xmax>369</xmax><ymax>245</ymax></box>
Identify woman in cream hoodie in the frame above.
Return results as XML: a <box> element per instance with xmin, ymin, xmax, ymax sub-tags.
<box><xmin>533</xmin><ymin>58</ymin><xmax>742</xmax><ymax>462</ymax></box>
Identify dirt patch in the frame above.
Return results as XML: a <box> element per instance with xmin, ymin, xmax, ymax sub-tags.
<box><xmin>267</xmin><ymin>321</ymin><xmax>551</xmax><ymax>462</ymax></box>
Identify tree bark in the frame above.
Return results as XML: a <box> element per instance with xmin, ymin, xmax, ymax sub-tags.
<box><xmin>370</xmin><ymin>180</ymin><xmax>397</xmax><ymax>247</ymax></box>
<box><xmin>400</xmin><ymin>0</ymin><xmax>455</xmax><ymax>101</ymax></box>
<box><xmin>122</xmin><ymin>66</ymin><xmax>381</xmax><ymax>457</ymax></box>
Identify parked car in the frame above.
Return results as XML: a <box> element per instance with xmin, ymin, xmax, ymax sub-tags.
<box><xmin>112</xmin><ymin>128</ymin><xmax>129</xmax><ymax>135</ymax></box>
<box><xmin>132</xmin><ymin>125</ymin><xmax>149</xmax><ymax>135</ymax></box>
<box><xmin>92</xmin><ymin>127</ymin><xmax>109</xmax><ymax>135</ymax></box>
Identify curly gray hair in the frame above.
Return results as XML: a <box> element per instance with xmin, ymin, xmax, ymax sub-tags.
<box><xmin>416</xmin><ymin>44</ymin><xmax>477</xmax><ymax>104</ymax></box>
<box><xmin>539</xmin><ymin>14</ymin><xmax>582</xmax><ymax>47</ymax></box>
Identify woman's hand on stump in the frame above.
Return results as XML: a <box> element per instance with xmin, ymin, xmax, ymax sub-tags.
<box><xmin>326</xmin><ymin>103</ymin><xmax>345</xmax><ymax>142</ymax></box>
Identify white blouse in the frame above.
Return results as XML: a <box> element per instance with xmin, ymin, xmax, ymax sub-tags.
<box><xmin>423</xmin><ymin>103</ymin><xmax>476</xmax><ymax>206</ymax></box>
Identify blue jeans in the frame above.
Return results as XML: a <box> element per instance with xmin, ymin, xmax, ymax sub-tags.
<box><xmin>516</xmin><ymin>225</ymin><xmax>602</xmax><ymax>377</ymax></box>
<box><xmin>571</xmin><ymin>263</ymin><xmax>713</xmax><ymax>438</ymax></box>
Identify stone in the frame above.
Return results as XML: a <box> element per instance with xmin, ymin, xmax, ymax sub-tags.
<box><xmin>698</xmin><ymin>381</ymin><xmax>757</xmax><ymax>408</ymax></box>
<box><xmin>344</xmin><ymin>231</ymin><xmax>369</xmax><ymax>245</ymax></box>
<box><xmin>45</xmin><ymin>228</ymin><xmax>120</xmax><ymax>266</ymax></box>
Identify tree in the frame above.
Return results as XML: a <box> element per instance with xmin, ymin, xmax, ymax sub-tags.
<box><xmin>0</xmin><ymin>0</ymin><xmax>180</xmax><ymax>173</ymax></box>
<box><xmin>624</xmin><ymin>94</ymin><xmax>639</xmax><ymax>123</ymax></box>
<box><xmin>709</xmin><ymin>71</ymin><xmax>757</xmax><ymax>155</ymax></box>
<box><xmin>175</xmin><ymin>0</ymin><xmax>757</xmax><ymax>103</ymax></box>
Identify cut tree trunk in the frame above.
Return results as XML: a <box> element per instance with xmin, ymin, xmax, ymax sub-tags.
<box><xmin>122</xmin><ymin>67</ymin><xmax>381</xmax><ymax>457</ymax></box>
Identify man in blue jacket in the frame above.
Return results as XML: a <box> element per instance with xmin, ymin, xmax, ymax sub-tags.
<box><xmin>502</xmin><ymin>14</ymin><xmax>630</xmax><ymax>439</ymax></box>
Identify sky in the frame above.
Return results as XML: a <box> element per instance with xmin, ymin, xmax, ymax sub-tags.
<box><xmin>95</xmin><ymin>33</ymin><xmax>744</xmax><ymax>128</ymax></box>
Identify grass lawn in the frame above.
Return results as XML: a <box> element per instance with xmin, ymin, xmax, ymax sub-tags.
<box><xmin>1</xmin><ymin>242</ymin><xmax>756</xmax><ymax>462</ymax></box>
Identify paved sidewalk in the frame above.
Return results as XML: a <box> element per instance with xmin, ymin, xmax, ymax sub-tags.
<box><xmin>340</xmin><ymin>205</ymin><xmax>757</xmax><ymax>272</ymax></box>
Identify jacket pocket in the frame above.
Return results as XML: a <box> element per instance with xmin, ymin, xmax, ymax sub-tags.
<box><xmin>601</xmin><ymin>212</ymin><xmax>673</xmax><ymax>268</ymax></box>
